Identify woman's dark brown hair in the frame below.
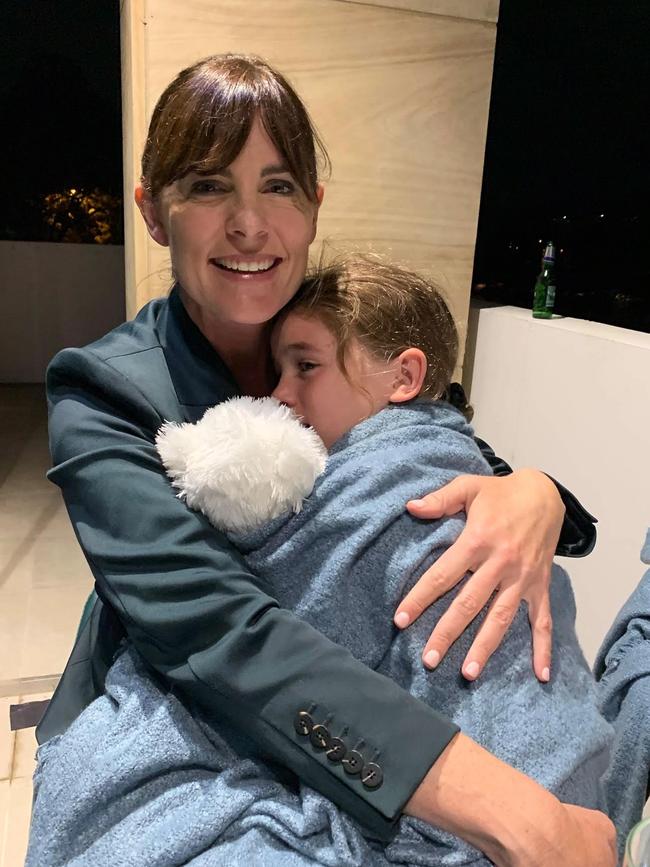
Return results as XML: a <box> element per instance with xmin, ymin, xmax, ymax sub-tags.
<box><xmin>287</xmin><ymin>255</ymin><xmax>459</xmax><ymax>402</ymax></box>
<box><xmin>141</xmin><ymin>54</ymin><xmax>329</xmax><ymax>202</ymax></box>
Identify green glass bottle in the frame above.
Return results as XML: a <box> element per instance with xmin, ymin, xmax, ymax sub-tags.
<box><xmin>532</xmin><ymin>241</ymin><xmax>556</xmax><ymax>319</ymax></box>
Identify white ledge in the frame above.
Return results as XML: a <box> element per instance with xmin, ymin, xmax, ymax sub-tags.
<box><xmin>471</xmin><ymin>301</ymin><xmax>650</xmax><ymax>349</ymax></box>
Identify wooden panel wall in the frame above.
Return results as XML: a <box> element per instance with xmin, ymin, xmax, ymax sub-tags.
<box><xmin>338</xmin><ymin>0</ymin><xmax>499</xmax><ymax>23</ymax></box>
<box><xmin>120</xmin><ymin>0</ymin><xmax>499</xmax><ymax>363</ymax></box>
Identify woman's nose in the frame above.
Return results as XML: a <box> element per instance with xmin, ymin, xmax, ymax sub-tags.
<box><xmin>225</xmin><ymin>195</ymin><xmax>268</xmax><ymax>244</ymax></box>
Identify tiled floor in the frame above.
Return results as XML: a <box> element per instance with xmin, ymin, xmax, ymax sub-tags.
<box><xmin>0</xmin><ymin>385</ymin><xmax>94</xmax><ymax>867</ymax></box>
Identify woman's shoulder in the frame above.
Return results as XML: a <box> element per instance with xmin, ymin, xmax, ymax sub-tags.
<box><xmin>46</xmin><ymin>295</ymin><xmax>182</xmax><ymax>429</ymax></box>
<box><xmin>54</xmin><ymin>295</ymin><xmax>169</xmax><ymax>369</ymax></box>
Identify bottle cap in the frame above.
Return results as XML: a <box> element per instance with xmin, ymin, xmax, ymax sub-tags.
<box><xmin>543</xmin><ymin>242</ymin><xmax>556</xmax><ymax>262</ymax></box>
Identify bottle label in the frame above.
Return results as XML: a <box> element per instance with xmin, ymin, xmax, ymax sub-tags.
<box><xmin>546</xmin><ymin>284</ymin><xmax>556</xmax><ymax>308</ymax></box>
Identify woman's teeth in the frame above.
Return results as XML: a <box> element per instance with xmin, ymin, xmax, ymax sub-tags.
<box><xmin>214</xmin><ymin>258</ymin><xmax>276</xmax><ymax>272</ymax></box>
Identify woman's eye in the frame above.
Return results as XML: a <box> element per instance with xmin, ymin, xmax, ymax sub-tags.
<box><xmin>190</xmin><ymin>179</ymin><xmax>227</xmax><ymax>195</ymax></box>
<box><xmin>297</xmin><ymin>361</ymin><xmax>318</xmax><ymax>373</ymax></box>
<box><xmin>266</xmin><ymin>179</ymin><xmax>296</xmax><ymax>195</ymax></box>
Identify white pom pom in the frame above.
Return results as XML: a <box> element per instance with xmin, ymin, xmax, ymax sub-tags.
<box><xmin>155</xmin><ymin>397</ymin><xmax>327</xmax><ymax>533</ymax></box>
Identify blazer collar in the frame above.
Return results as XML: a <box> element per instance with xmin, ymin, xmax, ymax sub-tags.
<box><xmin>155</xmin><ymin>285</ymin><xmax>240</xmax><ymax>418</ymax></box>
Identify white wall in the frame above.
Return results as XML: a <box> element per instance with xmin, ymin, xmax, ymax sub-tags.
<box><xmin>463</xmin><ymin>303</ymin><xmax>650</xmax><ymax>664</ymax></box>
<box><xmin>0</xmin><ymin>241</ymin><xmax>125</xmax><ymax>383</ymax></box>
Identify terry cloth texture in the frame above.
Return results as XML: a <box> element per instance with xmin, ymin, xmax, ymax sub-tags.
<box><xmin>27</xmin><ymin>402</ymin><xmax>613</xmax><ymax>867</ymax></box>
<box><xmin>594</xmin><ymin>531</ymin><xmax>650</xmax><ymax>863</ymax></box>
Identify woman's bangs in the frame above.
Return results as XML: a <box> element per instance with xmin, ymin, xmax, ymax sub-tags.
<box><xmin>174</xmin><ymin>91</ymin><xmax>258</xmax><ymax>182</ymax></box>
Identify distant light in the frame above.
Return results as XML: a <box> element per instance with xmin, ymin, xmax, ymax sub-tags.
<box><xmin>563</xmin><ymin>215</ymin><xmax>568</xmax><ymax>220</ymax></box>
<box><xmin>538</xmin><ymin>239</ymin><xmax>543</xmax><ymax>243</ymax></box>
<box><xmin>560</xmin><ymin>248</ymin><xmax>564</xmax><ymax>253</ymax></box>
<box><xmin>600</xmin><ymin>213</ymin><xmax>605</xmax><ymax>218</ymax></box>
<box><xmin>70</xmin><ymin>188</ymin><xmax>77</xmax><ymax>195</ymax></box>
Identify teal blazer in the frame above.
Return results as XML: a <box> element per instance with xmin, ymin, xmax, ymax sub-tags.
<box><xmin>37</xmin><ymin>286</ymin><xmax>596</xmax><ymax>840</ymax></box>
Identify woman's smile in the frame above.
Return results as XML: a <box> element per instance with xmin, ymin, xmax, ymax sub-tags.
<box><xmin>210</xmin><ymin>255</ymin><xmax>283</xmax><ymax>280</ymax></box>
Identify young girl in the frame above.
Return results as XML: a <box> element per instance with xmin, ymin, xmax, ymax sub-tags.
<box><xmin>271</xmin><ymin>256</ymin><xmax>461</xmax><ymax>453</ymax></box>
<box><xmin>155</xmin><ymin>256</ymin><xmax>615</xmax><ymax>864</ymax></box>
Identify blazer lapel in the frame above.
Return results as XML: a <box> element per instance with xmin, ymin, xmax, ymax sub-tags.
<box><xmin>156</xmin><ymin>286</ymin><xmax>240</xmax><ymax>423</ymax></box>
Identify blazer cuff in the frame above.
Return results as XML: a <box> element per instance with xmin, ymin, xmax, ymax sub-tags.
<box><xmin>546</xmin><ymin>475</ymin><xmax>597</xmax><ymax>558</ymax></box>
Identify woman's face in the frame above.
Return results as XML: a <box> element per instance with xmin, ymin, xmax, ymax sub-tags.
<box><xmin>140</xmin><ymin>117</ymin><xmax>322</xmax><ymax>329</ymax></box>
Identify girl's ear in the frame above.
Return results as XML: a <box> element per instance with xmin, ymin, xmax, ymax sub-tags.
<box><xmin>389</xmin><ymin>348</ymin><xmax>427</xmax><ymax>404</ymax></box>
<box><xmin>135</xmin><ymin>186</ymin><xmax>169</xmax><ymax>247</ymax></box>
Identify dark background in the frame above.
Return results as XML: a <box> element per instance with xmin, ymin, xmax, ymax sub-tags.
<box><xmin>1</xmin><ymin>0</ymin><xmax>648</xmax><ymax>330</ymax></box>
<box><xmin>473</xmin><ymin>0</ymin><xmax>650</xmax><ymax>331</ymax></box>
<box><xmin>0</xmin><ymin>1</ymin><xmax>122</xmax><ymax>241</ymax></box>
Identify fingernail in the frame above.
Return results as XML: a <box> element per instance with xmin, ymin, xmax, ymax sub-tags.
<box><xmin>408</xmin><ymin>498</ymin><xmax>425</xmax><ymax>507</ymax></box>
<box><xmin>464</xmin><ymin>661</ymin><xmax>480</xmax><ymax>680</ymax></box>
<box><xmin>394</xmin><ymin>611</ymin><xmax>410</xmax><ymax>628</ymax></box>
<box><xmin>424</xmin><ymin>650</ymin><xmax>440</xmax><ymax>669</ymax></box>
<box><xmin>542</xmin><ymin>666</ymin><xmax>550</xmax><ymax>682</ymax></box>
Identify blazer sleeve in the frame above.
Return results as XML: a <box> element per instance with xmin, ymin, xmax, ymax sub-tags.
<box><xmin>45</xmin><ymin>346</ymin><xmax>459</xmax><ymax>841</ymax></box>
<box><xmin>474</xmin><ymin>437</ymin><xmax>597</xmax><ymax>558</ymax></box>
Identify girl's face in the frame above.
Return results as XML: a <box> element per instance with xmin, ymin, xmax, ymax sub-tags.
<box><xmin>138</xmin><ymin>117</ymin><xmax>322</xmax><ymax>329</ymax></box>
<box><xmin>271</xmin><ymin>312</ymin><xmax>398</xmax><ymax>448</ymax></box>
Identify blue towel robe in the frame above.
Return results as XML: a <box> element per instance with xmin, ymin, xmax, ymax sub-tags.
<box><xmin>27</xmin><ymin>401</ymin><xmax>614</xmax><ymax>867</ymax></box>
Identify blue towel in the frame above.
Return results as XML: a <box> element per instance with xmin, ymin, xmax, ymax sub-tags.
<box><xmin>27</xmin><ymin>402</ymin><xmax>613</xmax><ymax>867</ymax></box>
<box><xmin>594</xmin><ymin>531</ymin><xmax>650</xmax><ymax>862</ymax></box>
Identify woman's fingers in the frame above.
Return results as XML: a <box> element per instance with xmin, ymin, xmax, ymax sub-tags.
<box><xmin>527</xmin><ymin>586</ymin><xmax>553</xmax><ymax>682</ymax></box>
<box><xmin>406</xmin><ymin>475</ymin><xmax>481</xmax><ymax>520</ymax></box>
<box><xmin>394</xmin><ymin>533</ymin><xmax>476</xmax><ymax>628</ymax></box>
<box><xmin>402</xmin><ymin>471</ymin><xmax>560</xmax><ymax>679</ymax></box>
<box><xmin>458</xmin><ymin>584</ymin><xmax>520</xmax><ymax>680</ymax></box>
<box><xmin>419</xmin><ymin>562</ymin><xmax>502</xmax><ymax>673</ymax></box>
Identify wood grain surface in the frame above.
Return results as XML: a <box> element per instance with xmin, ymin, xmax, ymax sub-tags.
<box><xmin>121</xmin><ymin>0</ymin><xmax>499</xmax><ymax>364</ymax></box>
<box><xmin>336</xmin><ymin>0</ymin><xmax>499</xmax><ymax>23</ymax></box>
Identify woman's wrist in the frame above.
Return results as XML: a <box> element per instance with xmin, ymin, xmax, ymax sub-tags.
<box><xmin>513</xmin><ymin>466</ymin><xmax>565</xmax><ymax>512</ymax></box>
<box><xmin>404</xmin><ymin>733</ymin><xmax>564</xmax><ymax>867</ymax></box>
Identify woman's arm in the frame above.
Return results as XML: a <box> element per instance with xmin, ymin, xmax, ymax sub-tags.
<box><xmin>475</xmin><ymin>436</ymin><xmax>597</xmax><ymax>557</ymax></box>
<box><xmin>407</xmin><ymin>734</ymin><xmax>616</xmax><ymax>867</ymax></box>
<box><xmin>444</xmin><ymin>386</ymin><xmax>596</xmax><ymax>557</ymax></box>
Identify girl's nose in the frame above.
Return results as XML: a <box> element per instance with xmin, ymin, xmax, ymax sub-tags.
<box><xmin>272</xmin><ymin>378</ymin><xmax>295</xmax><ymax>408</ymax></box>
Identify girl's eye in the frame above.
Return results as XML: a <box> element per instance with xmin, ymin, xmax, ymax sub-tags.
<box><xmin>297</xmin><ymin>361</ymin><xmax>318</xmax><ymax>373</ymax></box>
<box><xmin>266</xmin><ymin>179</ymin><xmax>296</xmax><ymax>195</ymax></box>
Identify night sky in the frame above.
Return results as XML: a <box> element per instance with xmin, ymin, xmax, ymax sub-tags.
<box><xmin>482</xmin><ymin>0</ymin><xmax>649</xmax><ymax>221</ymax></box>
<box><xmin>0</xmin><ymin>1</ymin><xmax>122</xmax><ymax>238</ymax></box>
<box><xmin>1</xmin><ymin>0</ymin><xmax>648</xmax><ymax>327</ymax></box>
<box><xmin>473</xmin><ymin>0</ymin><xmax>650</xmax><ymax>328</ymax></box>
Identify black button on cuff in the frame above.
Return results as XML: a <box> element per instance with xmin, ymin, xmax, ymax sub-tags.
<box><xmin>361</xmin><ymin>762</ymin><xmax>383</xmax><ymax>790</ymax></box>
<box><xmin>342</xmin><ymin>749</ymin><xmax>364</xmax><ymax>775</ymax></box>
<box><xmin>310</xmin><ymin>724</ymin><xmax>331</xmax><ymax>750</ymax></box>
<box><xmin>294</xmin><ymin>711</ymin><xmax>314</xmax><ymax>737</ymax></box>
<box><xmin>326</xmin><ymin>737</ymin><xmax>346</xmax><ymax>763</ymax></box>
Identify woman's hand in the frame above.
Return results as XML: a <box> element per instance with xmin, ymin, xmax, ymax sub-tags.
<box><xmin>394</xmin><ymin>469</ymin><xmax>565</xmax><ymax>682</ymax></box>
<box><xmin>406</xmin><ymin>733</ymin><xmax>616</xmax><ymax>867</ymax></box>
<box><xmin>500</xmin><ymin>803</ymin><xmax>616</xmax><ymax>867</ymax></box>
<box><xmin>547</xmin><ymin>805</ymin><xmax>617</xmax><ymax>867</ymax></box>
